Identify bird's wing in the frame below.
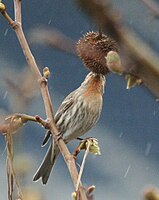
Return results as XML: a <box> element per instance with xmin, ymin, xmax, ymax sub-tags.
<box><xmin>54</xmin><ymin>89</ymin><xmax>77</xmax><ymax>123</ymax></box>
<box><xmin>41</xmin><ymin>89</ymin><xmax>78</xmax><ymax>146</ymax></box>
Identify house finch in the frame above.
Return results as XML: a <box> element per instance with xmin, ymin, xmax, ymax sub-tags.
<box><xmin>33</xmin><ymin>72</ymin><xmax>106</xmax><ymax>184</ymax></box>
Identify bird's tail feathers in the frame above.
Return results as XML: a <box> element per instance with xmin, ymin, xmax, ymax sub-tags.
<box><xmin>42</xmin><ymin>130</ymin><xmax>51</xmax><ymax>147</ymax></box>
<box><xmin>33</xmin><ymin>139</ymin><xmax>59</xmax><ymax>184</ymax></box>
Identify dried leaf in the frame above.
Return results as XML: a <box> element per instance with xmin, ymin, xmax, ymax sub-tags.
<box><xmin>76</xmin><ymin>138</ymin><xmax>101</xmax><ymax>156</ymax></box>
<box><xmin>88</xmin><ymin>138</ymin><xmax>101</xmax><ymax>155</ymax></box>
<box><xmin>125</xmin><ymin>74</ymin><xmax>142</xmax><ymax>89</ymax></box>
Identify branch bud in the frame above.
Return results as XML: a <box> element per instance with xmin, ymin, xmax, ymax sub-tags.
<box><xmin>43</xmin><ymin>67</ymin><xmax>50</xmax><ymax>79</ymax></box>
<box><xmin>0</xmin><ymin>2</ymin><xmax>6</xmax><ymax>12</ymax></box>
<box><xmin>72</xmin><ymin>191</ymin><xmax>77</xmax><ymax>200</ymax></box>
<box><xmin>106</xmin><ymin>51</ymin><xmax>123</xmax><ymax>74</ymax></box>
<box><xmin>144</xmin><ymin>187</ymin><xmax>159</xmax><ymax>200</ymax></box>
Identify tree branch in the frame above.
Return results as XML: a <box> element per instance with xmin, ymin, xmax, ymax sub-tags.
<box><xmin>1</xmin><ymin>1</ymin><xmax>87</xmax><ymax>199</ymax></box>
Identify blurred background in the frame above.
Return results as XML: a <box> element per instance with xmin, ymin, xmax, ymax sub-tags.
<box><xmin>1</xmin><ymin>0</ymin><xmax>159</xmax><ymax>199</ymax></box>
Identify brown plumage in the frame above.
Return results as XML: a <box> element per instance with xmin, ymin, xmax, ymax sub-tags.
<box><xmin>33</xmin><ymin>72</ymin><xmax>105</xmax><ymax>184</ymax></box>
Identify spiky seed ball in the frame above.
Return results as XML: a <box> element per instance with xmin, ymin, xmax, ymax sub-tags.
<box><xmin>76</xmin><ymin>31</ymin><xmax>118</xmax><ymax>75</ymax></box>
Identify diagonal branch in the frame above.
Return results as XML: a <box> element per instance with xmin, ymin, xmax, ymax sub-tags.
<box><xmin>1</xmin><ymin>1</ymin><xmax>87</xmax><ymax>199</ymax></box>
<box><xmin>14</xmin><ymin>0</ymin><xmax>22</xmax><ymax>23</ymax></box>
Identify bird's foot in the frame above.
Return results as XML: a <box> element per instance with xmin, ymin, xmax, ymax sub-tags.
<box><xmin>73</xmin><ymin>147</ymin><xmax>80</xmax><ymax>159</ymax></box>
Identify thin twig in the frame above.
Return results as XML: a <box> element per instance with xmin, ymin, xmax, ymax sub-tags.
<box><xmin>6</xmin><ymin>119</ymin><xmax>23</xmax><ymax>199</ymax></box>
<box><xmin>76</xmin><ymin>140</ymin><xmax>90</xmax><ymax>191</ymax></box>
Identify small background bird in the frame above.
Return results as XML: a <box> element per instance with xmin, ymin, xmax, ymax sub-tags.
<box><xmin>33</xmin><ymin>72</ymin><xmax>106</xmax><ymax>184</ymax></box>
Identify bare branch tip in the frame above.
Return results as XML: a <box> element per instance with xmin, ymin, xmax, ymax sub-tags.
<box><xmin>34</xmin><ymin>115</ymin><xmax>40</xmax><ymax>120</ymax></box>
<box><xmin>35</xmin><ymin>115</ymin><xmax>50</xmax><ymax>129</ymax></box>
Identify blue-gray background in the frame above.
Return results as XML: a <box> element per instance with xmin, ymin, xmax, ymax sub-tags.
<box><xmin>1</xmin><ymin>0</ymin><xmax>159</xmax><ymax>199</ymax></box>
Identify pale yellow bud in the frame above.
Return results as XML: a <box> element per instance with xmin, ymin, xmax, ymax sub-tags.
<box><xmin>106</xmin><ymin>51</ymin><xmax>123</xmax><ymax>74</ymax></box>
<box><xmin>72</xmin><ymin>191</ymin><xmax>77</xmax><ymax>200</ymax></box>
<box><xmin>43</xmin><ymin>67</ymin><xmax>50</xmax><ymax>78</ymax></box>
<box><xmin>0</xmin><ymin>2</ymin><xmax>6</xmax><ymax>12</ymax></box>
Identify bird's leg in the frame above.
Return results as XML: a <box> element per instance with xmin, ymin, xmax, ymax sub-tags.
<box><xmin>73</xmin><ymin>138</ymin><xmax>85</xmax><ymax>158</ymax></box>
<box><xmin>76</xmin><ymin>137</ymin><xmax>84</xmax><ymax>141</ymax></box>
<box><xmin>73</xmin><ymin>146</ymin><xmax>81</xmax><ymax>159</ymax></box>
